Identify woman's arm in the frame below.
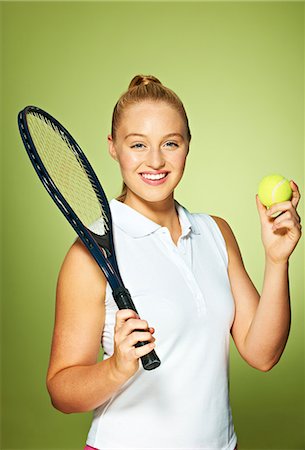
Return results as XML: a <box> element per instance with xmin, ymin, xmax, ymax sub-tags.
<box><xmin>211</xmin><ymin>181</ymin><xmax>301</xmax><ymax>372</ymax></box>
<box><xmin>46</xmin><ymin>239</ymin><xmax>128</xmax><ymax>414</ymax></box>
<box><xmin>243</xmin><ymin>257</ymin><xmax>290</xmax><ymax>369</ymax></box>
<box><xmin>212</xmin><ymin>216</ymin><xmax>290</xmax><ymax>371</ymax></box>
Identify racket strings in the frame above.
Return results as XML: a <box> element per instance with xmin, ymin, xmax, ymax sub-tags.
<box><xmin>27</xmin><ymin>112</ymin><xmax>109</xmax><ymax>235</ymax></box>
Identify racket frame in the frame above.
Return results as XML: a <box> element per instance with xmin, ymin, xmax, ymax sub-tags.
<box><xmin>17</xmin><ymin>106</ymin><xmax>161</xmax><ymax>371</ymax></box>
<box><xmin>18</xmin><ymin>106</ymin><xmax>123</xmax><ymax>288</ymax></box>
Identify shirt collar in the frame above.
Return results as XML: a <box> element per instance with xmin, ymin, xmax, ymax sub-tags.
<box><xmin>109</xmin><ymin>198</ymin><xmax>200</xmax><ymax>239</ymax></box>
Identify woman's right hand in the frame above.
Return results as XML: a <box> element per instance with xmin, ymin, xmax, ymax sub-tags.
<box><xmin>110</xmin><ymin>309</ymin><xmax>156</xmax><ymax>381</ymax></box>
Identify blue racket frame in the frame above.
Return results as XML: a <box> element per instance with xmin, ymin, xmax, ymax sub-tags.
<box><xmin>17</xmin><ymin>105</ymin><xmax>161</xmax><ymax>371</ymax></box>
<box><xmin>18</xmin><ymin>106</ymin><xmax>123</xmax><ymax>289</ymax></box>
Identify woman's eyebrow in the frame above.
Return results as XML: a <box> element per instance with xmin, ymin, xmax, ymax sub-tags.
<box><xmin>124</xmin><ymin>133</ymin><xmax>185</xmax><ymax>140</ymax></box>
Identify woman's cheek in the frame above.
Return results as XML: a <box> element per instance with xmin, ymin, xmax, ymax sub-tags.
<box><xmin>120</xmin><ymin>150</ymin><xmax>143</xmax><ymax>168</ymax></box>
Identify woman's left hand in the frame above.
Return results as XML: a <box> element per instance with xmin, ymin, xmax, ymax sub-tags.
<box><xmin>256</xmin><ymin>180</ymin><xmax>302</xmax><ymax>264</ymax></box>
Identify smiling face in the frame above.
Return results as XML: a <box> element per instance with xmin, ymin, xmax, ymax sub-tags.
<box><xmin>108</xmin><ymin>101</ymin><xmax>190</xmax><ymax>206</ymax></box>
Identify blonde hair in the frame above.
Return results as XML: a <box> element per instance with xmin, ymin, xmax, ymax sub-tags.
<box><xmin>111</xmin><ymin>74</ymin><xmax>191</xmax><ymax>202</ymax></box>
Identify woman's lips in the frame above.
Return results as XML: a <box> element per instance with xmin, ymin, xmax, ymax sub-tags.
<box><xmin>139</xmin><ymin>172</ymin><xmax>169</xmax><ymax>185</ymax></box>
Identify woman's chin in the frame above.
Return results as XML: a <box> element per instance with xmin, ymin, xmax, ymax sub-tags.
<box><xmin>125</xmin><ymin>187</ymin><xmax>175</xmax><ymax>204</ymax></box>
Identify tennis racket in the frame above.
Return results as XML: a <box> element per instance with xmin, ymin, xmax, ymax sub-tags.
<box><xmin>17</xmin><ymin>105</ymin><xmax>161</xmax><ymax>371</ymax></box>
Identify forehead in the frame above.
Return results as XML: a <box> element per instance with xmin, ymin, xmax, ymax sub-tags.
<box><xmin>119</xmin><ymin>101</ymin><xmax>184</xmax><ymax>134</ymax></box>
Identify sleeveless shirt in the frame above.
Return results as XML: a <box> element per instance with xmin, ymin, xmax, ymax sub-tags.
<box><xmin>86</xmin><ymin>198</ymin><xmax>238</xmax><ymax>450</ymax></box>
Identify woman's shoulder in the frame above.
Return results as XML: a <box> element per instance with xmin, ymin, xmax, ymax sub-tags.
<box><xmin>186</xmin><ymin>208</ymin><xmax>243</xmax><ymax>271</ymax></box>
<box><xmin>58</xmin><ymin>238</ymin><xmax>107</xmax><ymax>292</ymax></box>
<box><xmin>208</xmin><ymin>215</ymin><xmax>239</xmax><ymax>253</ymax></box>
<box><xmin>192</xmin><ymin>211</ymin><xmax>243</xmax><ymax>268</ymax></box>
<box><xmin>180</xmin><ymin>204</ymin><xmax>227</xmax><ymax>237</ymax></box>
<box><xmin>181</xmin><ymin>205</ymin><xmax>237</xmax><ymax>256</ymax></box>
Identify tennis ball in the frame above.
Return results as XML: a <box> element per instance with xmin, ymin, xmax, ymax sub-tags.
<box><xmin>258</xmin><ymin>174</ymin><xmax>292</xmax><ymax>208</ymax></box>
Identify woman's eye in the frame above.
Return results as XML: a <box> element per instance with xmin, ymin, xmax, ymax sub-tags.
<box><xmin>165</xmin><ymin>141</ymin><xmax>178</xmax><ymax>148</ymax></box>
<box><xmin>131</xmin><ymin>143</ymin><xmax>145</xmax><ymax>149</ymax></box>
<box><xmin>130</xmin><ymin>141</ymin><xmax>178</xmax><ymax>149</ymax></box>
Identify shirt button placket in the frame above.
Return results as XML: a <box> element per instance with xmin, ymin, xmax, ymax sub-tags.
<box><xmin>179</xmin><ymin>262</ymin><xmax>207</xmax><ymax>315</ymax></box>
<box><xmin>159</xmin><ymin>228</ymin><xmax>206</xmax><ymax>315</ymax></box>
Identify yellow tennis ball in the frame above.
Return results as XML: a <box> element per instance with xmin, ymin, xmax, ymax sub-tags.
<box><xmin>258</xmin><ymin>174</ymin><xmax>292</xmax><ymax>208</ymax></box>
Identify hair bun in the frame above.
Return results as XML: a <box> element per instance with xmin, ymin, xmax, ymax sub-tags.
<box><xmin>128</xmin><ymin>74</ymin><xmax>162</xmax><ymax>90</ymax></box>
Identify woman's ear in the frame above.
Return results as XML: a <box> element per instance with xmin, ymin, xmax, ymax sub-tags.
<box><xmin>108</xmin><ymin>135</ymin><xmax>118</xmax><ymax>161</ymax></box>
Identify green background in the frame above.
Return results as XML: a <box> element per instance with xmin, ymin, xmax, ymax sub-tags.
<box><xmin>1</xmin><ymin>1</ymin><xmax>304</xmax><ymax>449</ymax></box>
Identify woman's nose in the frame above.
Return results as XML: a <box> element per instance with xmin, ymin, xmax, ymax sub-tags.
<box><xmin>146</xmin><ymin>148</ymin><xmax>165</xmax><ymax>168</ymax></box>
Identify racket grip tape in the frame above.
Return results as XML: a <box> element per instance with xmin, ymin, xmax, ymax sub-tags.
<box><xmin>112</xmin><ymin>287</ymin><xmax>161</xmax><ymax>371</ymax></box>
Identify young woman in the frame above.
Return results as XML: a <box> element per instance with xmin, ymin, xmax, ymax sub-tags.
<box><xmin>46</xmin><ymin>75</ymin><xmax>302</xmax><ymax>450</ymax></box>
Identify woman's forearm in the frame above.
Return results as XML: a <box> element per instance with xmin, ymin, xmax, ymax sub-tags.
<box><xmin>244</xmin><ymin>258</ymin><xmax>290</xmax><ymax>371</ymax></box>
<box><xmin>46</xmin><ymin>356</ymin><xmax>128</xmax><ymax>414</ymax></box>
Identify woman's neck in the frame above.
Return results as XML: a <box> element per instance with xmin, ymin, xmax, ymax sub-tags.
<box><xmin>122</xmin><ymin>192</ymin><xmax>181</xmax><ymax>238</ymax></box>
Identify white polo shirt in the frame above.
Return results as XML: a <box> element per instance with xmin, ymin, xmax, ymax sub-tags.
<box><xmin>86</xmin><ymin>198</ymin><xmax>237</xmax><ymax>450</ymax></box>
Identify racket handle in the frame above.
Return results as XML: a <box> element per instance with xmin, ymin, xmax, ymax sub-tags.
<box><xmin>112</xmin><ymin>287</ymin><xmax>161</xmax><ymax>371</ymax></box>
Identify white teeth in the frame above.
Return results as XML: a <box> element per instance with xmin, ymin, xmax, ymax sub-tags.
<box><xmin>141</xmin><ymin>173</ymin><xmax>167</xmax><ymax>180</ymax></box>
